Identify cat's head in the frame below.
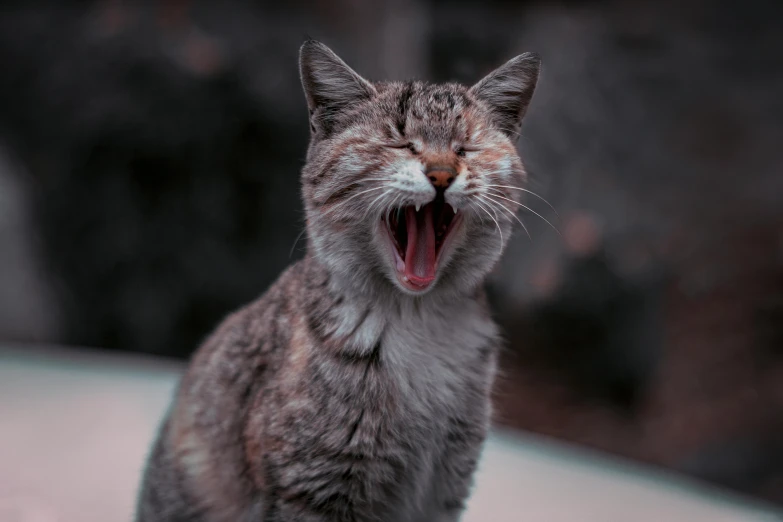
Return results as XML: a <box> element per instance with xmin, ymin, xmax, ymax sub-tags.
<box><xmin>299</xmin><ymin>40</ymin><xmax>540</xmax><ymax>299</ymax></box>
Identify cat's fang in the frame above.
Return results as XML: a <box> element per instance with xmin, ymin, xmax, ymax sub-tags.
<box><xmin>382</xmin><ymin>196</ymin><xmax>459</xmax><ymax>292</ymax></box>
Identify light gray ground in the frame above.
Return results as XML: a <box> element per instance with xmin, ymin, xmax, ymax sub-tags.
<box><xmin>0</xmin><ymin>346</ymin><xmax>780</xmax><ymax>522</ymax></box>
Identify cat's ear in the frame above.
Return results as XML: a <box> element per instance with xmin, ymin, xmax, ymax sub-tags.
<box><xmin>469</xmin><ymin>53</ymin><xmax>541</xmax><ymax>139</ymax></box>
<box><xmin>299</xmin><ymin>40</ymin><xmax>376</xmax><ymax>136</ymax></box>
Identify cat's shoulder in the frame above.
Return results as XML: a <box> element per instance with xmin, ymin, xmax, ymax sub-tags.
<box><xmin>182</xmin><ymin>259</ymin><xmax>309</xmax><ymax>377</ymax></box>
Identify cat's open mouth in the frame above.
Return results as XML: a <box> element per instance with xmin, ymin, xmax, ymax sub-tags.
<box><xmin>383</xmin><ymin>194</ymin><xmax>460</xmax><ymax>292</ymax></box>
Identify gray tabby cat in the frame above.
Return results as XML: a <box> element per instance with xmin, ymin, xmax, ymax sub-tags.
<box><xmin>136</xmin><ymin>40</ymin><xmax>540</xmax><ymax>522</ymax></box>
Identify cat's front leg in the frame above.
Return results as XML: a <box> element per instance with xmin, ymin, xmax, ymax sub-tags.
<box><xmin>256</xmin><ymin>454</ymin><xmax>359</xmax><ymax>522</ymax></box>
<box><xmin>433</xmin><ymin>510</ymin><xmax>465</xmax><ymax>522</ymax></box>
<box><xmin>429</xmin><ymin>447</ymin><xmax>482</xmax><ymax>522</ymax></box>
<box><xmin>427</xmin><ymin>402</ymin><xmax>491</xmax><ymax>521</ymax></box>
<box><xmin>261</xmin><ymin>496</ymin><xmax>349</xmax><ymax>522</ymax></box>
<box><xmin>261</xmin><ymin>503</ymin><xmax>324</xmax><ymax>522</ymax></box>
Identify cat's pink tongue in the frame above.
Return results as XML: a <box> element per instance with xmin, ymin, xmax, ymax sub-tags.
<box><xmin>405</xmin><ymin>205</ymin><xmax>436</xmax><ymax>286</ymax></box>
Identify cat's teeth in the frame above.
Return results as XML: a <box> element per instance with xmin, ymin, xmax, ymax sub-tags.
<box><xmin>415</xmin><ymin>203</ymin><xmax>421</xmax><ymax>212</ymax></box>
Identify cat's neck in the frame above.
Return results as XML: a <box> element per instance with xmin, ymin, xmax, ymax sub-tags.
<box><xmin>298</xmin><ymin>252</ymin><xmax>492</xmax><ymax>357</ymax></box>
<box><xmin>301</xmin><ymin>252</ymin><xmax>484</xmax><ymax>316</ymax></box>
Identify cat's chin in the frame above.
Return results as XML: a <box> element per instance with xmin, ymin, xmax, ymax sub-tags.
<box><xmin>379</xmin><ymin>201</ymin><xmax>462</xmax><ymax>295</ymax></box>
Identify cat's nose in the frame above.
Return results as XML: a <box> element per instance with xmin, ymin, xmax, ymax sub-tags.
<box><xmin>426</xmin><ymin>165</ymin><xmax>456</xmax><ymax>190</ymax></box>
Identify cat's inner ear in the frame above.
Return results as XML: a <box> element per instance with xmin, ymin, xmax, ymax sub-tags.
<box><xmin>469</xmin><ymin>53</ymin><xmax>541</xmax><ymax>139</ymax></box>
<box><xmin>299</xmin><ymin>40</ymin><xmax>376</xmax><ymax>135</ymax></box>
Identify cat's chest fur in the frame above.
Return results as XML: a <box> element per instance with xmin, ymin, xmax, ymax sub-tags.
<box><xmin>315</xmin><ymin>286</ymin><xmax>498</xmax><ymax>420</ymax></box>
<box><xmin>378</xmin><ymin>302</ymin><xmax>497</xmax><ymax>417</ymax></box>
<box><xmin>296</xmin><ymin>292</ymin><xmax>499</xmax><ymax>519</ymax></box>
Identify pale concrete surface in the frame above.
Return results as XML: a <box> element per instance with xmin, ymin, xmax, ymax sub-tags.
<box><xmin>1</xmin><ymin>345</ymin><xmax>781</xmax><ymax>522</ymax></box>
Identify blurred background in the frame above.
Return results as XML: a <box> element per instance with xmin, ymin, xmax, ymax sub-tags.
<box><xmin>1</xmin><ymin>0</ymin><xmax>783</xmax><ymax>514</ymax></box>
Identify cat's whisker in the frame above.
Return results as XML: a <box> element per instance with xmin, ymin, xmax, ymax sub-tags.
<box><xmin>485</xmin><ymin>198</ymin><xmax>503</xmax><ymax>224</ymax></box>
<box><xmin>481</xmin><ymin>195</ymin><xmax>531</xmax><ymax>240</ymax></box>
<box><xmin>321</xmin><ymin>186</ymin><xmax>387</xmax><ymax>216</ymax></box>
<box><xmin>385</xmin><ymin>192</ymin><xmax>403</xmax><ymax>216</ymax></box>
<box><xmin>473</xmin><ymin>200</ymin><xmax>508</xmax><ymax>260</ymax></box>
<box><xmin>479</xmin><ymin>194</ymin><xmax>531</xmax><ymax>240</ymax></box>
<box><xmin>473</xmin><ymin>208</ymin><xmax>487</xmax><ymax>225</ymax></box>
<box><xmin>383</xmin><ymin>194</ymin><xmax>396</xmax><ymax>224</ymax></box>
<box><xmin>365</xmin><ymin>190</ymin><xmax>393</xmax><ymax>219</ymax></box>
<box><xmin>376</xmin><ymin>194</ymin><xmax>394</xmax><ymax>223</ymax></box>
<box><xmin>333</xmin><ymin>185</ymin><xmax>387</xmax><ymax>204</ymax></box>
<box><xmin>386</xmin><ymin>200</ymin><xmax>397</xmax><ymax>230</ymax></box>
<box><xmin>472</xmin><ymin>200</ymin><xmax>504</xmax><ymax>248</ymax></box>
<box><xmin>485</xmin><ymin>190</ymin><xmax>560</xmax><ymax>235</ymax></box>
<box><xmin>484</xmin><ymin>184</ymin><xmax>559</xmax><ymax>217</ymax></box>
<box><xmin>393</xmin><ymin>194</ymin><xmax>405</xmax><ymax>216</ymax></box>
<box><xmin>382</xmin><ymin>193</ymin><xmax>406</xmax><ymax>223</ymax></box>
<box><xmin>288</xmin><ymin>227</ymin><xmax>307</xmax><ymax>258</ymax></box>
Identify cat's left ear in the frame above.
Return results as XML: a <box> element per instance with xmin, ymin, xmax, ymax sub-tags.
<box><xmin>469</xmin><ymin>53</ymin><xmax>541</xmax><ymax>139</ymax></box>
<box><xmin>299</xmin><ymin>40</ymin><xmax>376</xmax><ymax>136</ymax></box>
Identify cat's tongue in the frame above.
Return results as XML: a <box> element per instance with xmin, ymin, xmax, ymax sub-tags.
<box><xmin>405</xmin><ymin>204</ymin><xmax>436</xmax><ymax>286</ymax></box>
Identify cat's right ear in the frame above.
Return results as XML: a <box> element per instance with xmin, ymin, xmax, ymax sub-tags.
<box><xmin>299</xmin><ymin>40</ymin><xmax>376</xmax><ymax>136</ymax></box>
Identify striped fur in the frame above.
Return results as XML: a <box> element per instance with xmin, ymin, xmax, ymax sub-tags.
<box><xmin>136</xmin><ymin>40</ymin><xmax>540</xmax><ymax>522</ymax></box>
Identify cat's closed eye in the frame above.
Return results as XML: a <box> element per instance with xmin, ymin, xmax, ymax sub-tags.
<box><xmin>454</xmin><ymin>145</ymin><xmax>481</xmax><ymax>156</ymax></box>
<box><xmin>386</xmin><ymin>142</ymin><xmax>419</xmax><ymax>155</ymax></box>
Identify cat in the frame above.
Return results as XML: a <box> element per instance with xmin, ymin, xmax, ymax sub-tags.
<box><xmin>135</xmin><ymin>40</ymin><xmax>540</xmax><ymax>522</ymax></box>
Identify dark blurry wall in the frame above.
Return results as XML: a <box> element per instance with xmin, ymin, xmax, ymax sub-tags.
<box><xmin>1</xmin><ymin>0</ymin><xmax>783</xmax><ymax>504</ymax></box>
